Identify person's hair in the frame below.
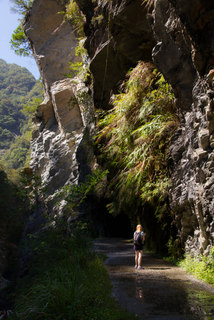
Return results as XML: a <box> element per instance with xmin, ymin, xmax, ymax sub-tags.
<box><xmin>136</xmin><ymin>224</ymin><xmax>142</xmax><ymax>232</ymax></box>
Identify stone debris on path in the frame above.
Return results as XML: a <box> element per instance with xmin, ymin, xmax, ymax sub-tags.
<box><xmin>94</xmin><ymin>238</ymin><xmax>214</xmax><ymax>320</ymax></box>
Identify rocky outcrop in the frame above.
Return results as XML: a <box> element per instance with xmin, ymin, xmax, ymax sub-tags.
<box><xmin>152</xmin><ymin>0</ymin><xmax>214</xmax><ymax>255</ymax></box>
<box><xmin>31</xmin><ymin>77</ymin><xmax>95</xmax><ymax>212</ymax></box>
<box><xmin>24</xmin><ymin>0</ymin><xmax>96</xmax><ymax>214</ymax></box>
<box><xmin>24</xmin><ymin>0</ymin><xmax>79</xmax><ymax>96</ymax></box>
<box><xmin>25</xmin><ymin>0</ymin><xmax>214</xmax><ymax>255</ymax></box>
<box><xmin>85</xmin><ymin>0</ymin><xmax>155</xmax><ymax>107</ymax></box>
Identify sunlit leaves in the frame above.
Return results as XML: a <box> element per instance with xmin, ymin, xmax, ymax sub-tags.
<box><xmin>63</xmin><ymin>0</ymin><xmax>85</xmax><ymax>37</ymax></box>
<box><xmin>96</xmin><ymin>61</ymin><xmax>179</xmax><ymax>214</ymax></box>
<box><xmin>10</xmin><ymin>0</ymin><xmax>34</xmax><ymax>56</ymax></box>
<box><xmin>10</xmin><ymin>24</ymin><xmax>31</xmax><ymax>57</ymax></box>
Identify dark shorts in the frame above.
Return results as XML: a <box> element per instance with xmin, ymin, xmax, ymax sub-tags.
<box><xmin>134</xmin><ymin>244</ymin><xmax>144</xmax><ymax>251</ymax></box>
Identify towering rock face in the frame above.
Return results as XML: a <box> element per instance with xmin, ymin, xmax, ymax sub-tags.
<box><xmin>151</xmin><ymin>0</ymin><xmax>214</xmax><ymax>255</ymax></box>
<box><xmin>25</xmin><ymin>0</ymin><xmax>214</xmax><ymax>255</ymax></box>
<box><xmin>24</xmin><ymin>0</ymin><xmax>95</xmax><ymax>213</ymax></box>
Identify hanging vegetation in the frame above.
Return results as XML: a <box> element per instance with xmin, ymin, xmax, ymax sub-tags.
<box><xmin>61</xmin><ymin>0</ymin><xmax>91</xmax><ymax>80</ymax></box>
<box><xmin>96</xmin><ymin>61</ymin><xmax>179</xmax><ymax>220</ymax></box>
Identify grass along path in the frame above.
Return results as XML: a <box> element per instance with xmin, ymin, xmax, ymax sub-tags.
<box><xmin>9</xmin><ymin>229</ymin><xmax>136</xmax><ymax>320</ymax></box>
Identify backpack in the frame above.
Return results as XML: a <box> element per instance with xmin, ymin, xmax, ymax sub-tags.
<box><xmin>134</xmin><ymin>232</ymin><xmax>142</xmax><ymax>245</ymax></box>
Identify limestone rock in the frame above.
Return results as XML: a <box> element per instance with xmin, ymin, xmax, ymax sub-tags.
<box><xmin>51</xmin><ymin>79</ymin><xmax>84</xmax><ymax>133</ymax></box>
<box><xmin>152</xmin><ymin>0</ymin><xmax>196</xmax><ymax>110</ymax></box>
<box><xmin>30</xmin><ymin>78</ymin><xmax>95</xmax><ymax>212</ymax></box>
<box><xmin>198</xmin><ymin>129</ymin><xmax>210</xmax><ymax>150</ymax></box>
<box><xmin>24</xmin><ymin>0</ymin><xmax>79</xmax><ymax>95</ymax></box>
<box><xmin>24</xmin><ymin>0</ymin><xmax>96</xmax><ymax>215</ymax></box>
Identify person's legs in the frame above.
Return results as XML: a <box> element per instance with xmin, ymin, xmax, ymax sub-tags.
<box><xmin>135</xmin><ymin>250</ymin><xmax>139</xmax><ymax>267</ymax></box>
<box><xmin>138</xmin><ymin>250</ymin><xmax>143</xmax><ymax>268</ymax></box>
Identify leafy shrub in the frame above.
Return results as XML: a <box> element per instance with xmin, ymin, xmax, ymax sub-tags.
<box><xmin>179</xmin><ymin>248</ymin><xmax>214</xmax><ymax>285</ymax></box>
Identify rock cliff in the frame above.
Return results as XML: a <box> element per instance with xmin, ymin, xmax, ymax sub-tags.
<box><xmin>24</xmin><ymin>0</ymin><xmax>214</xmax><ymax>255</ymax></box>
<box><xmin>24</xmin><ymin>0</ymin><xmax>96</xmax><ymax>214</ymax></box>
<box><xmin>151</xmin><ymin>0</ymin><xmax>214</xmax><ymax>255</ymax></box>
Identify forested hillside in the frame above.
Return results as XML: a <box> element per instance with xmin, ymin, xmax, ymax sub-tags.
<box><xmin>0</xmin><ymin>59</ymin><xmax>42</xmax><ymax>168</ymax></box>
<box><xmin>0</xmin><ymin>59</ymin><xmax>40</xmax><ymax>148</ymax></box>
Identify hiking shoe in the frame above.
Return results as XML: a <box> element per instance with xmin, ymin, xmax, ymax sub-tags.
<box><xmin>137</xmin><ymin>266</ymin><xmax>143</xmax><ymax>270</ymax></box>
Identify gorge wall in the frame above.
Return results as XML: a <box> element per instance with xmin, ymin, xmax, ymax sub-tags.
<box><xmin>24</xmin><ymin>0</ymin><xmax>214</xmax><ymax>256</ymax></box>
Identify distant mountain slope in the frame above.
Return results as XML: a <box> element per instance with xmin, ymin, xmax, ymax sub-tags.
<box><xmin>0</xmin><ymin>59</ymin><xmax>41</xmax><ymax>150</ymax></box>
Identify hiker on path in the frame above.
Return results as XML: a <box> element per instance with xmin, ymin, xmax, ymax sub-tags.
<box><xmin>133</xmin><ymin>224</ymin><xmax>145</xmax><ymax>270</ymax></box>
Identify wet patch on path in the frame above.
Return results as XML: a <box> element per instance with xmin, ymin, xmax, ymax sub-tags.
<box><xmin>94</xmin><ymin>238</ymin><xmax>214</xmax><ymax>320</ymax></box>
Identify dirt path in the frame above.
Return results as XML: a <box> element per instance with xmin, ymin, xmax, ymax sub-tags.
<box><xmin>94</xmin><ymin>238</ymin><xmax>214</xmax><ymax>320</ymax></box>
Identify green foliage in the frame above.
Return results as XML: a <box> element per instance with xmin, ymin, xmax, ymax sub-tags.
<box><xmin>1</xmin><ymin>135</ymin><xmax>30</xmax><ymax>169</ymax></box>
<box><xmin>66</xmin><ymin>45</ymin><xmax>90</xmax><ymax>81</ymax></box>
<box><xmin>165</xmin><ymin>236</ymin><xmax>184</xmax><ymax>263</ymax></box>
<box><xmin>0</xmin><ymin>59</ymin><xmax>40</xmax><ymax>149</ymax></box>
<box><xmin>63</xmin><ymin>0</ymin><xmax>85</xmax><ymax>37</ymax></box>
<box><xmin>0</xmin><ymin>59</ymin><xmax>36</xmax><ymax>95</ymax></box>
<box><xmin>0</xmin><ymin>128</ymin><xmax>14</xmax><ymax>149</ymax></box>
<box><xmin>91</xmin><ymin>14</ymin><xmax>104</xmax><ymax>26</ymax></box>
<box><xmin>10</xmin><ymin>24</ymin><xmax>31</xmax><ymax>57</ymax></box>
<box><xmin>179</xmin><ymin>248</ymin><xmax>214</xmax><ymax>285</ymax></box>
<box><xmin>10</xmin><ymin>0</ymin><xmax>33</xmax><ymax>56</ymax></box>
<box><xmin>21</xmin><ymin>93</ymin><xmax>43</xmax><ymax>123</ymax></box>
<box><xmin>9</xmin><ymin>224</ymin><xmax>136</xmax><ymax>320</ymax></box>
<box><xmin>65</xmin><ymin>43</ymin><xmax>91</xmax><ymax>80</ymax></box>
<box><xmin>61</xmin><ymin>1</ymin><xmax>91</xmax><ymax>81</ymax></box>
<box><xmin>1</xmin><ymin>93</ymin><xmax>42</xmax><ymax>169</ymax></box>
<box><xmin>96</xmin><ymin>62</ymin><xmax>178</xmax><ymax>217</ymax></box>
<box><xmin>10</xmin><ymin>0</ymin><xmax>33</xmax><ymax>15</ymax></box>
<box><xmin>0</xmin><ymin>59</ymin><xmax>43</xmax><ymax>169</ymax></box>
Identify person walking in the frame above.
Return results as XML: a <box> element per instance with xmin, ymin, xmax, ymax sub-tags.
<box><xmin>133</xmin><ymin>224</ymin><xmax>145</xmax><ymax>270</ymax></box>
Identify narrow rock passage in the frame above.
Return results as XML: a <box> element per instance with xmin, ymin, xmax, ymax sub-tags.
<box><xmin>94</xmin><ymin>238</ymin><xmax>214</xmax><ymax>320</ymax></box>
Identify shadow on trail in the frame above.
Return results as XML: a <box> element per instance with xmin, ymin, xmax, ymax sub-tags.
<box><xmin>94</xmin><ymin>238</ymin><xmax>214</xmax><ymax>320</ymax></box>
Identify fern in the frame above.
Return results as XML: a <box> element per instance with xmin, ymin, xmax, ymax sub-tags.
<box><xmin>96</xmin><ymin>61</ymin><xmax>179</xmax><ymax>217</ymax></box>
